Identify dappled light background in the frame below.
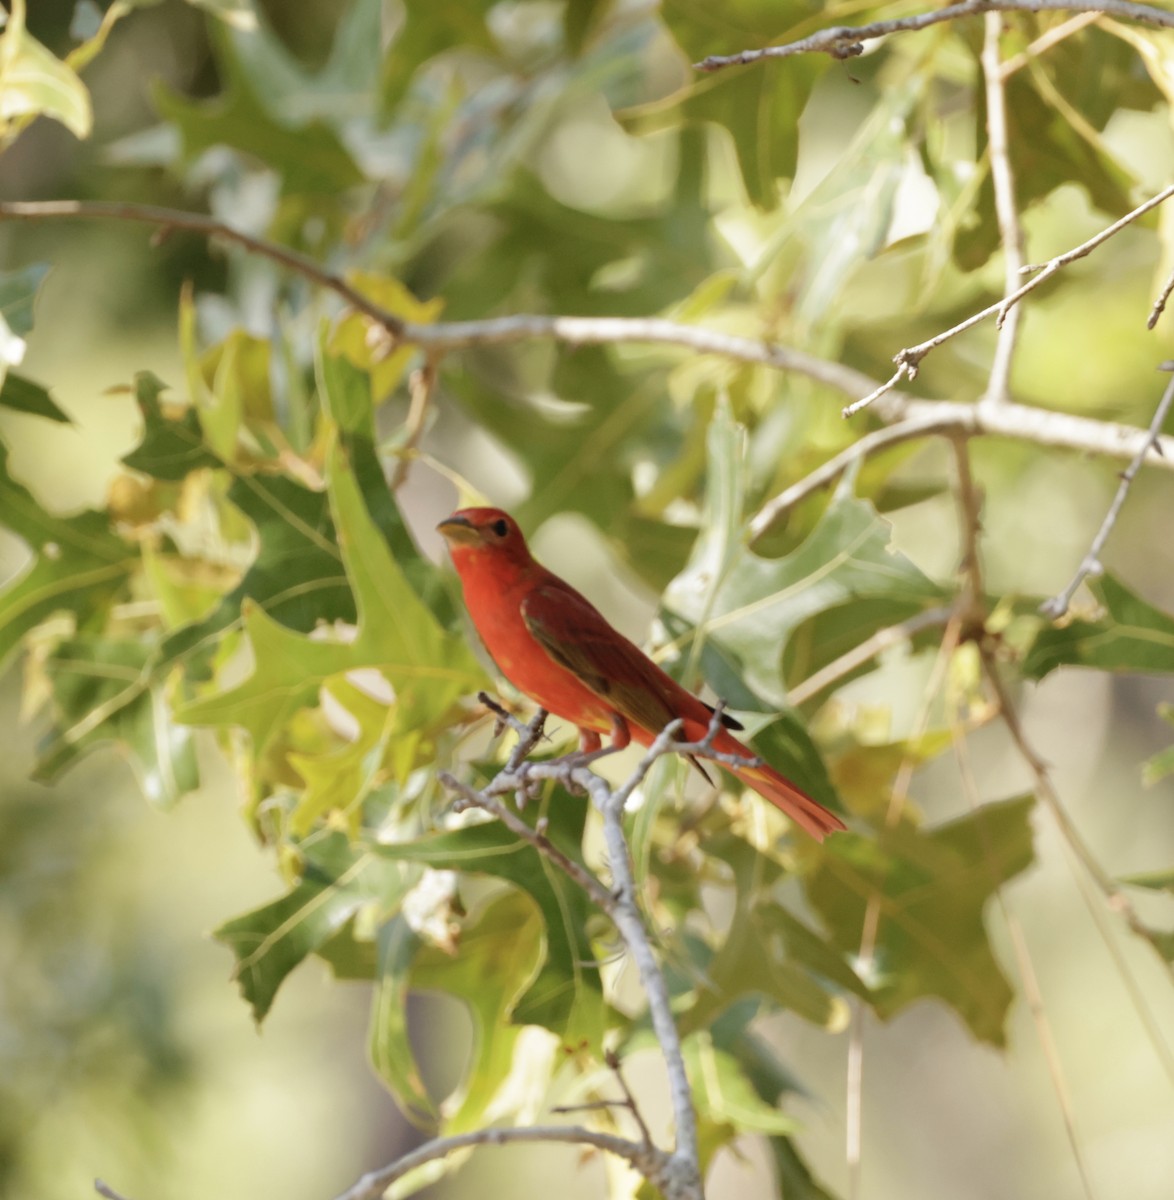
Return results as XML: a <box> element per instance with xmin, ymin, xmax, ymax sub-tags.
<box><xmin>2</xmin><ymin>3</ymin><xmax>1173</xmax><ymax>1200</ymax></box>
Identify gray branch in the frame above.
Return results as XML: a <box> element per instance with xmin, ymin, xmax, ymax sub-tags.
<box><xmin>694</xmin><ymin>0</ymin><xmax>1174</xmax><ymax>71</ymax></box>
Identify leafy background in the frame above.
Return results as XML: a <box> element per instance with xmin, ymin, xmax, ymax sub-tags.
<box><xmin>1</xmin><ymin>1</ymin><xmax>1173</xmax><ymax>1199</ymax></box>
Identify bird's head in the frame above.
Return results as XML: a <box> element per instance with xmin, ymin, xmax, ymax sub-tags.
<box><xmin>437</xmin><ymin>507</ymin><xmax>532</xmax><ymax>566</ymax></box>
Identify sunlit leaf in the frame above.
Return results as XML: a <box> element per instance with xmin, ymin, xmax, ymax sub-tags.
<box><xmin>664</xmin><ymin>491</ymin><xmax>945</xmax><ymax>708</ymax></box>
<box><xmin>0</xmin><ymin>11</ymin><xmax>92</xmax><ymax>141</ymax></box>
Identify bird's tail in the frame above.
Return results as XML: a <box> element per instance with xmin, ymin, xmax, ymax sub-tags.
<box><xmin>731</xmin><ymin>759</ymin><xmax>846</xmax><ymax>842</ymax></box>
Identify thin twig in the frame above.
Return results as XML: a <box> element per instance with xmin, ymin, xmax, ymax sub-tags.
<box><xmin>0</xmin><ymin>199</ymin><xmax>858</xmax><ymax>394</ymax></box>
<box><xmin>787</xmin><ymin>605</ymin><xmax>955</xmax><ymax>706</ymax></box>
<box><xmin>693</xmin><ymin>0</ymin><xmax>1174</xmax><ymax>71</ymax></box>
<box><xmin>606</xmin><ymin>1048</ymin><xmax>655</xmax><ymax>1148</ymax></box>
<box><xmin>331</xmin><ymin>1125</ymin><xmax>668</xmax><ymax>1200</ymax></box>
<box><xmin>999</xmin><ymin>11</ymin><xmax>1102</xmax><ymax>77</ymax></box>
<box><xmin>747</xmin><ymin>412</ymin><xmax>947</xmax><ymax>541</ymax></box>
<box><xmin>841</xmin><ymin>182</ymin><xmax>1174</xmax><ymax>415</ymax></box>
<box><xmin>840</xmin><ymin>363</ymin><xmax>914</xmax><ymax>418</ymax></box>
<box><xmin>846</xmin><ymin>616</ymin><xmax>964</xmax><ymax>1198</ymax></box>
<box><xmin>1042</xmin><ymin>363</ymin><xmax>1174</xmax><ymax>617</ymax></box>
<box><xmin>981</xmin><ymin>12</ymin><xmax>1025</xmax><ymax>405</ymax></box>
<box><xmin>0</xmin><ymin>200</ymin><xmax>407</xmax><ymax>331</ymax></box>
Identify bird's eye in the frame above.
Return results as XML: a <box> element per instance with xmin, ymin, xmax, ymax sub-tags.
<box><xmin>492</xmin><ymin>518</ymin><xmax>509</xmax><ymax>538</ymax></box>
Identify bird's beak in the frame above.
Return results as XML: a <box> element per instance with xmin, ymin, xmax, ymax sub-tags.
<box><xmin>436</xmin><ymin>515</ymin><xmax>480</xmax><ymax>546</ymax></box>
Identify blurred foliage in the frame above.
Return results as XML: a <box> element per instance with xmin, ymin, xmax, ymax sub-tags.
<box><xmin>3</xmin><ymin>1</ymin><xmax>1174</xmax><ymax>1197</ymax></box>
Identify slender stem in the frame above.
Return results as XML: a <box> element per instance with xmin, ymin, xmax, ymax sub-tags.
<box><xmin>1042</xmin><ymin>364</ymin><xmax>1174</xmax><ymax>617</ymax></box>
<box><xmin>981</xmin><ymin>12</ymin><xmax>1025</xmax><ymax>405</ymax></box>
<box><xmin>694</xmin><ymin>0</ymin><xmax>1174</xmax><ymax>71</ymax></box>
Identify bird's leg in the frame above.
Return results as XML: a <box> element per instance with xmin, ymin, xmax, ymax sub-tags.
<box><xmin>566</xmin><ymin>715</ymin><xmax>631</xmax><ymax>767</ymax></box>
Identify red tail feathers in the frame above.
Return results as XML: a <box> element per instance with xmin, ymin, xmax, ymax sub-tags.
<box><xmin>732</xmin><ymin>761</ymin><xmax>846</xmax><ymax>842</ymax></box>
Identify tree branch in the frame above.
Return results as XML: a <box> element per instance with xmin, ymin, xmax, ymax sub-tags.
<box><xmin>693</xmin><ymin>0</ymin><xmax>1174</xmax><ymax>72</ymax></box>
<box><xmin>435</xmin><ymin>701</ymin><xmax>754</xmax><ymax>1200</ymax></box>
<box><xmin>0</xmin><ymin>199</ymin><xmax>859</xmax><ymax>395</ymax></box>
<box><xmin>842</xmin><ymin>181</ymin><xmax>1174</xmax><ymax>414</ymax></box>
<box><xmin>331</xmin><ymin>1125</ymin><xmax>668</xmax><ymax>1200</ymax></box>
<box><xmin>748</xmin><ymin>394</ymin><xmax>1174</xmax><ymax>541</ymax></box>
<box><xmin>1042</xmin><ymin>363</ymin><xmax>1174</xmax><ymax>617</ymax></box>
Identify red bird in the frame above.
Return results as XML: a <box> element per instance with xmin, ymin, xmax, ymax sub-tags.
<box><xmin>438</xmin><ymin>507</ymin><xmax>844</xmax><ymax>841</ymax></box>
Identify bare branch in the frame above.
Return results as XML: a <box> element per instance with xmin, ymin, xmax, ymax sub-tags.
<box><xmin>693</xmin><ymin>0</ymin><xmax>1174</xmax><ymax>72</ymax></box>
<box><xmin>981</xmin><ymin>12</ymin><xmax>1026</xmax><ymax>405</ymax></box>
<box><xmin>748</xmin><ymin>394</ymin><xmax>1174</xmax><ymax>543</ymax></box>
<box><xmin>331</xmin><ymin>1125</ymin><xmax>668</xmax><ymax>1200</ymax></box>
<box><xmin>835</xmin><ymin>181</ymin><xmax>1174</xmax><ymax>415</ymax></box>
<box><xmin>0</xmin><ymin>200</ymin><xmax>407</xmax><ymax>332</ymax></box>
<box><xmin>0</xmin><ymin>200</ymin><xmax>859</xmax><ymax>394</ymax></box>
<box><xmin>840</xmin><ymin>364</ymin><xmax>915</xmax><ymax>418</ymax></box>
<box><xmin>979</xmin><ymin>648</ymin><xmax>1174</xmax><ymax>980</ymax></box>
<box><xmin>1042</xmin><ymin>364</ymin><xmax>1174</xmax><ymax>617</ymax></box>
<box><xmin>438</xmin><ymin>708</ymin><xmax>751</xmax><ymax>1200</ymax></box>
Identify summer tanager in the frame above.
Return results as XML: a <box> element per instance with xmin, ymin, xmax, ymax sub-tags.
<box><xmin>438</xmin><ymin>507</ymin><xmax>845</xmax><ymax>841</ymax></box>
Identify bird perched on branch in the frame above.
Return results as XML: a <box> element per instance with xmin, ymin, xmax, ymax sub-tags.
<box><xmin>437</xmin><ymin>507</ymin><xmax>845</xmax><ymax>841</ymax></box>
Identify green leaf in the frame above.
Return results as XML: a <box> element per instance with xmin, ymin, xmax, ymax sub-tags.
<box><xmin>647</xmin><ymin>1</ymin><xmax>825</xmax><ymax>207</ymax></box>
<box><xmin>1023</xmin><ymin>575</ymin><xmax>1174</xmax><ymax>679</ymax></box>
<box><xmin>663</xmin><ymin>491</ymin><xmax>945</xmax><ymax>709</ymax></box>
<box><xmin>414</xmin><ymin>890</ymin><xmax>547</xmax><ymax>1131</ymax></box>
<box><xmin>0</xmin><ymin>440</ymin><xmax>132</xmax><ymax>671</ymax></box>
<box><xmin>120</xmin><ymin>372</ymin><xmax>221</xmax><ymax>481</ymax></box>
<box><xmin>806</xmin><ymin>795</ymin><xmax>1036</xmax><ymax>1045</ymax></box>
<box><xmin>1143</xmin><ymin>705</ymin><xmax>1174</xmax><ymax>785</ymax></box>
<box><xmin>34</xmin><ymin>636</ymin><xmax>199</xmax><ymax>807</ymax></box>
<box><xmin>0</xmin><ymin>11</ymin><xmax>92</xmax><ymax>141</ymax></box>
<box><xmin>1121</xmin><ymin>869</ymin><xmax>1174</xmax><ymax>894</ymax></box>
<box><xmin>215</xmin><ymin>833</ymin><xmax>414</xmax><ymax>1022</ymax></box>
<box><xmin>372</xmin><ymin>789</ymin><xmax>606</xmax><ymax>1042</ymax></box>
<box><xmin>0</xmin><ymin>372</ymin><xmax>71</xmax><ymax>423</ymax></box>
<box><xmin>683</xmin><ymin>1030</ymin><xmax>797</xmax><ymax>1136</ymax></box>
<box><xmin>155</xmin><ymin>17</ymin><xmax>363</xmax><ymax>194</ymax></box>
<box><xmin>379</xmin><ymin>0</ymin><xmax>498</xmax><ymax>115</ymax></box>
<box><xmin>680</xmin><ymin>828</ymin><xmax>862</xmax><ymax>1033</ymax></box>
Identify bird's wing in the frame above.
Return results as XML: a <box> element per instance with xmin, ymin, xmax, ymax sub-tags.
<box><xmin>520</xmin><ymin>583</ymin><xmax>681</xmax><ymax>736</ymax></box>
